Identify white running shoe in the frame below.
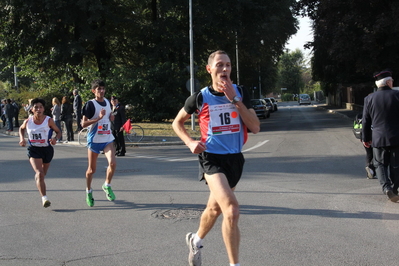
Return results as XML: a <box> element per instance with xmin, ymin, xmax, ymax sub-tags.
<box><xmin>186</xmin><ymin>232</ymin><xmax>202</xmax><ymax>266</ymax></box>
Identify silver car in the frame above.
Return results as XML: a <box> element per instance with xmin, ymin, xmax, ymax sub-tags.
<box><xmin>251</xmin><ymin>99</ymin><xmax>270</xmax><ymax>119</ymax></box>
<box><xmin>298</xmin><ymin>94</ymin><xmax>311</xmax><ymax>105</ymax></box>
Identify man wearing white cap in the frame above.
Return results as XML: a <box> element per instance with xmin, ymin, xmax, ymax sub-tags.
<box><xmin>362</xmin><ymin>69</ymin><xmax>399</xmax><ymax>202</ymax></box>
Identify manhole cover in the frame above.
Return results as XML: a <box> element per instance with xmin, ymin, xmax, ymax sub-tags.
<box><xmin>152</xmin><ymin>208</ymin><xmax>203</xmax><ymax>220</ymax></box>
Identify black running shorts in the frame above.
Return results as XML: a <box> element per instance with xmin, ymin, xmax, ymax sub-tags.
<box><xmin>198</xmin><ymin>152</ymin><xmax>245</xmax><ymax>188</ymax></box>
<box><xmin>27</xmin><ymin>145</ymin><xmax>54</xmax><ymax>164</ymax></box>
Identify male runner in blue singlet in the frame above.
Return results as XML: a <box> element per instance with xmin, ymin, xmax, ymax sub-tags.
<box><xmin>173</xmin><ymin>50</ymin><xmax>260</xmax><ymax>266</ymax></box>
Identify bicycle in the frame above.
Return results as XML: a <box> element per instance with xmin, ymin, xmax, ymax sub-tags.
<box><xmin>78</xmin><ymin>127</ymin><xmax>89</xmax><ymax>146</ymax></box>
<box><xmin>78</xmin><ymin>122</ymin><xmax>144</xmax><ymax>146</ymax></box>
<box><xmin>125</xmin><ymin>123</ymin><xmax>144</xmax><ymax>144</ymax></box>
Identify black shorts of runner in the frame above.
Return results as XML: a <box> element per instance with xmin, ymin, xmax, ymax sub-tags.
<box><xmin>27</xmin><ymin>145</ymin><xmax>54</xmax><ymax>164</ymax></box>
<box><xmin>198</xmin><ymin>152</ymin><xmax>245</xmax><ymax>188</ymax></box>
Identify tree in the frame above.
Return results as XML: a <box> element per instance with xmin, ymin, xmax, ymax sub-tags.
<box><xmin>0</xmin><ymin>0</ymin><xmax>299</xmax><ymax>120</ymax></box>
<box><xmin>276</xmin><ymin>49</ymin><xmax>305</xmax><ymax>95</ymax></box>
<box><xmin>295</xmin><ymin>0</ymin><xmax>399</xmax><ymax>95</ymax></box>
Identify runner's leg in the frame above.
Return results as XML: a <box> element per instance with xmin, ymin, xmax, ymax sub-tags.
<box><xmin>29</xmin><ymin>158</ymin><xmax>47</xmax><ymax>196</ymax></box>
<box><xmin>103</xmin><ymin>142</ymin><xmax>116</xmax><ymax>184</ymax></box>
<box><xmin>203</xmin><ymin>173</ymin><xmax>240</xmax><ymax>264</ymax></box>
<box><xmin>86</xmin><ymin>149</ymin><xmax>99</xmax><ymax>190</ymax></box>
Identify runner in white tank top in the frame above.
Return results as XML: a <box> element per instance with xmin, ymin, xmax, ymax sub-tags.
<box><xmin>81</xmin><ymin>79</ymin><xmax>117</xmax><ymax>207</ymax></box>
<box><xmin>19</xmin><ymin>98</ymin><xmax>62</xmax><ymax>208</ymax></box>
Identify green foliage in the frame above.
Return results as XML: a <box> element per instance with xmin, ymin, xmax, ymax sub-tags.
<box><xmin>276</xmin><ymin>49</ymin><xmax>305</xmax><ymax>94</ymax></box>
<box><xmin>281</xmin><ymin>93</ymin><xmax>294</xmax><ymax>102</ymax></box>
<box><xmin>0</xmin><ymin>0</ymin><xmax>298</xmax><ymax>121</ymax></box>
<box><xmin>297</xmin><ymin>0</ymin><xmax>399</xmax><ymax>95</ymax></box>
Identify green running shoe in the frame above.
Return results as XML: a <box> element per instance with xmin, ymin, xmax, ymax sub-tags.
<box><xmin>86</xmin><ymin>191</ymin><xmax>94</xmax><ymax>207</ymax></box>
<box><xmin>102</xmin><ymin>184</ymin><xmax>115</xmax><ymax>201</ymax></box>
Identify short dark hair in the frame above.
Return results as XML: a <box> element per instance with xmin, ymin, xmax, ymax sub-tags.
<box><xmin>31</xmin><ymin>98</ymin><xmax>46</xmax><ymax>107</ymax></box>
<box><xmin>62</xmin><ymin>96</ymin><xmax>70</xmax><ymax>104</ymax></box>
<box><xmin>208</xmin><ymin>50</ymin><xmax>229</xmax><ymax>65</ymax></box>
<box><xmin>91</xmin><ymin>79</ymin><xmax>105</xmax><ymax>90</ymax></box>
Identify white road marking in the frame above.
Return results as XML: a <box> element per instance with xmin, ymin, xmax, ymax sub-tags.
<box><xmin>242</xmin><ymin>140</ymin><xmax>269</xmax><ymax>152</ymax></box>
<box><xmin>129</xmin><ymin>140</ymin><xmax>270</xmax><ymax>162</ymax></box>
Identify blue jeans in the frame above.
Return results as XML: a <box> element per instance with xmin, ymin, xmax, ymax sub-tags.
<box><xmin>373</xmin><ymin>146</ymin><xmax>399</xmax><ymax>193</ymax></box>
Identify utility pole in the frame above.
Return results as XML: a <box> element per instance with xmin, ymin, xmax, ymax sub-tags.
<box><xmin>189</xmin><ymin>0</ymin><xmax>195</xmax><ymax>130</ymax></box>
<box><xmin>235</xmin><ymin>32</ymin><xmax>240</xmax><ymax>85</ymax></box>
<box><xmin>14</xmin><ymin>65</ymin><xmax>18</xmax><ymax>91</ymax></box>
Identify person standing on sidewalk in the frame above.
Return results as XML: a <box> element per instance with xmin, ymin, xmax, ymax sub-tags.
<box><xmin>172</xmin><ymin>50</ymin><xmax>260</xmax><ymax>266</ymax></box>
<box><xmin>19</xmin><ymin>98</ymin><xmax>62</xmax><ymax>207</ymax></box>
<box><xmin>51</xmin><ymin>97</ymin><xmax>63</xmax><ymax>142</ymax></box>
<box><xmin>73</xmin><ymin>89</ymin><xmax>83</xmax><ymax>132</ymax></box>
<box><xmin>111</xmin><ymin>96</ymin><xmax>127</xmax><ymax>156</ymax></box>
<box><xmin>5</xmin><ymin>99</ymin><xmax>15</xmax><ymax>131</ymax></box>
<box><xmin>12</xmin><ymin>99</ymin><xmax>20</xmax><ymax>127</ymax></box>
<box><xmin>61</xmin><ymin>96</ymin><xmax>74</xmax><ymax>143</ymax></box>
<box><xmin>362</xmin><ymin>69</ymin><xmax>399</xmax><ymax>202</ymax></box>
<box><xmin>81</xmin><ymin>79</ymin><xmax>116</xmax><ymax>207</ymax></box>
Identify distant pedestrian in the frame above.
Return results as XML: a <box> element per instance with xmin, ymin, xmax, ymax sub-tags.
<box><xmin>51</xmin><ymin>97</ymin><xmax>63</xmax><ymax>142</ymax></box>
<box><xmin>12</xmin><ymin>99</ymin><xmax>19</xmax><ymax>127</ymax></box>
<box><xmin>5</xmin><ymin>99</ymin><xmax>14</xmax><ymax>131</ymax></box>
<box><xmin>81</xmin><ymin>79</ymin><xmax>116</xmax><ymax>207</ymax></box>
<box><xmin>19</xmin><ymin>98</ymin><xmax>62</xmax><ymax>208</ymax></box>
<box><xmin>362</xmin><ymin>69</ymin><xmax>399</xmax><ymax>202</ymax></box>
<box><xmin>111</xmin><ymin>96</ymin><xmax>126</xmax><ymax>156</ymax></box>
<box><xmin>73</xmin><ymin>89</ymin><xmax>83</xmax><ymax>132</ymax></box>
<box><xmin>1</xmin><ymin>99</ymin><xmax>5</xmax><ymax>127</ymax></box>
<box><xmin>61</xmin><ymin>96</ymin><xmax>74</xmax><ymax>143</ymax></box>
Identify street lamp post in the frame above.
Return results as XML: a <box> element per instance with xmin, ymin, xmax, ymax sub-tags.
<box><xmin>189</xmin><ymin>0</ymin><xmax>195</xmax><ymax>130</ymax></box>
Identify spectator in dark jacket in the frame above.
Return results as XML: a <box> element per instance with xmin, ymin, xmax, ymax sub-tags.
<box><xmin>73</xmin><ymin>89</ymin><xmax>83</xmax><ymax>132</ymax></box>
<box><xmin>12</xmin><ymin>99</ymin><xmax>19</xmax><ymax>127</ymax></box>
<box><xmin>362</xmin><ymin>69</ymin><xmax>399</xmax><ymax>202</ymax></box>
<box><xmin>111</xmin><ymin>96</ymin><xmax>126</xmax><ymax>156</ymax></box>
<box><xmin>61</xmin><ymin>96</ymin><xmax>74</xmax><ymax>142</ymax></box>
<box><xmin>5</xmin><ymin>99</ymin><xmax>14</xmax><ymax>131</ymax></box>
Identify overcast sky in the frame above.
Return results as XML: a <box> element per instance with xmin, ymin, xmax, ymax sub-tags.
<box><xmin>285</xmin><ymin>16</ymin><xmax>313</xmax><ymax>57</ymax></box>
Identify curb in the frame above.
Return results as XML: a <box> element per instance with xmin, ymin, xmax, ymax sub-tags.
<box><xmin>0</xmin><ymin>128</ymin><xmax>184</xmax><ymax>147</ymax></box>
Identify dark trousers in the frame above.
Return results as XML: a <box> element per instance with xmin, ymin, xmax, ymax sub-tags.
<box><xmin>64</xmin><ymin>118</ymin><xmax>74</xmax><ymax>141</ymax></box>
<box><xmin>6</xmin><ymin>116</ymin><xmax>13</xmax><ymax>131</ymax></box>
<box><xmin>75</xmin><ymin>112</ymin><xmax>82</xmax><ymax>131</ymax></box>
<box><xmin>14</xmin><ymin>112</ymin><xmax>19</xmax><ymax>127</ymax></box>
<box><xmin>365</xmin><ymin>146</ymin><xmax>374</xmax><ymax>170</ymax></box>
<box><xmin>113</xmin><ymin>129</ymin><xmax>126</xmax><ymax>154</ymax></box>
<box><xmin>373</xmin><ymin>146</ymin><xmax>399</xmax><ymax>193</ymax></box>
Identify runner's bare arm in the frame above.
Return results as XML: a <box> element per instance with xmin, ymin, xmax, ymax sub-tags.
<box><xmin>172</xmin><ymin>108</ymin><xmax>206</xmax><ymax>154</ymax></box>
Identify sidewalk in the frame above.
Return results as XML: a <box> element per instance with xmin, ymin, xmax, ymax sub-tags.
<box><xmin>0</xmin><ymin>126</ymin><xmax>184</xmax><ymax>146</ymax></box>
<box><xmin>315</xmin><ymin>103</ymin><xmax>361</xmax><ymax>121</ymax></box>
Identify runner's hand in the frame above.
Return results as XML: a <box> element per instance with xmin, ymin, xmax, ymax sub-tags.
<box><xmin>187</xmin><ymin>140</ymin><xmax>206</xmax><ymax>154</ymax></box>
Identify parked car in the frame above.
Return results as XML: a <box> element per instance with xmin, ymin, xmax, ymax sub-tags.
<box><xmin>269</xmin><ymin>97</ymin><xmax>278</xmax><ymax>111</ymax></box>
<box><xmin>250</xmin><ymin>99</ymin><xmax>270</xmax><ymax>119</ymax></box>
<box><xmin>298</xmin><ymin>94</ymin><xmax>311</xmax><ymax>105</ymax></box>
<box><xmin>263</xmin><ymin>98</ymin><xmax>274</xmax><ymax>113</ymax></box>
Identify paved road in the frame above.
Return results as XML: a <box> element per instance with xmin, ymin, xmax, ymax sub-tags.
<box><xmin>1</xmin><ymin>102</ymin><xmax>398</xmax><ymax>266</ymax></box>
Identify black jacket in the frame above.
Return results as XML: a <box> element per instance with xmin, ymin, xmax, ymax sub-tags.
<box><xmin>112</xmin><ymin>103</ymin><xmax>126</xmax><ymax>130</ymax></box>
<box><xmin>362</xmin><ymin>86</ymin><xmax>399</xmax><ymax>147</ymax></box>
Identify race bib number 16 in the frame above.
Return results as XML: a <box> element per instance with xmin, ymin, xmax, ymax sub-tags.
<box><xmin>209</xmin><ymin>103</ymin><xmax>240</xmax><ymax>135</ymax></box>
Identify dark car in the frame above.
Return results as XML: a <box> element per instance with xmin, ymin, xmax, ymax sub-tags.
<box><xmin>269</xmin><ymin>97</ymin><xmax>278</xmax><ymax>111</ymax></box>
<box><xmin>250</xmin><ymin>99</ymin><xmax>270</xmax><ymax>119</ymax></box>
<box><xmin>263</xmin><ymin>98</ymin><xmax>274</xmax><ymax>113</ymax></box>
